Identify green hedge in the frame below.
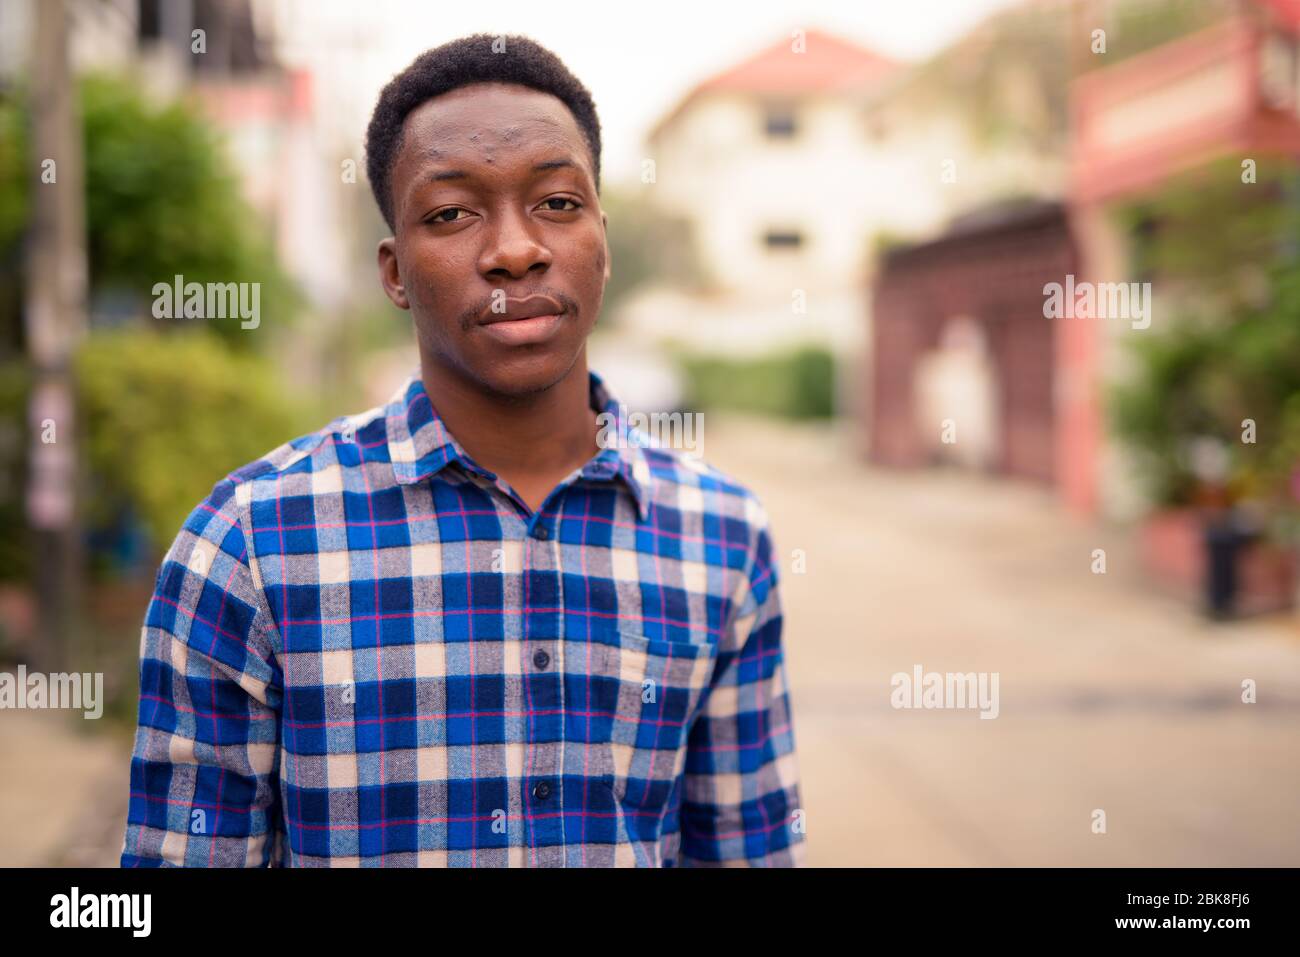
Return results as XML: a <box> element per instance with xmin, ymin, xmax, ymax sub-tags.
<box><xmin>679</xmin><ymin>346</ymin><xmax>835</xmax><ymax>419</ymax></box>
<box><xmin>73</xmin><ymin>329</ymin><xmax>313</xmax><ymax>557</ymax></box>
<box><xmin>1</xmin><ymin>330</ymin><xmax>314</xmax><ymax>582</ymax></box>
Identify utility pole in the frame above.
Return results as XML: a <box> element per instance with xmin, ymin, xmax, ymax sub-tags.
<box><xmin>24</xmin><ymin>0</ymin><xmax>88</xmax><ymax>675</ymax></box>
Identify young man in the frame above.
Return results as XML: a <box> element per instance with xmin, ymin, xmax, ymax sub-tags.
<box><xmin>120</xmin><ymin>34</ymin><xmax>805</xmax><ymax>867</ymax></box>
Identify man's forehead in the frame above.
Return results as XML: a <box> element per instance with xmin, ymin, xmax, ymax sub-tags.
<box><xmin>402</xmin><ymin>83</ymin><xmax>580</xmax><ymax>151</ymax></box>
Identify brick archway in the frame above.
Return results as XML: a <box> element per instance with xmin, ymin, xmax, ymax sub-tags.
<box><xmin>867</xmin><ymin>201</ymin><xmax>1076</xmax><ymax>485</ymax></box>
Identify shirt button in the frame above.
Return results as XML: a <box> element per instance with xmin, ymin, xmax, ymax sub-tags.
<box><xmin>531</xmin><ymin>524</ymin><xmax>550</xmax><ymax>541</ymax></box>
<box><xmin>533</xmin><ymin>781</ymin><xmax>551</xmax><ymax>801</ymax></box>
<box><xmin>533</xmin><ymin>649</ymin><xmax>550</xmax><ymax>670</ymax></box>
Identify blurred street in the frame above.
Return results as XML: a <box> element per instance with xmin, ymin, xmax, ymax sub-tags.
<box><xmin>0</xmin><ymin>711</ymin><xmax>131</xmax><ymax>867</ymax></box>
<box><xmin>4</xmin><ymin>415</ymin><xmax>1300</xmax><ymax>867</ymax></box>
<box><xmin>715</xmin><ymin>415</ymin><xmax>1300</xmax><ymax>866</ymax></box>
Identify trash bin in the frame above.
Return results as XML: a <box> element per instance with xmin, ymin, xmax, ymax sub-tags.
<box><xmin>1203</xmin><ymin>512</ymin><xmax>1253</xmax><ymax>620</ymax></box>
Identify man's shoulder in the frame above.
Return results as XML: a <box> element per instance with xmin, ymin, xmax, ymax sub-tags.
<box><xmin>192</xmin><ymin>397</ymin><xmax>393</xmax><ymax>519</ymax></box>
<box><xmin>640</xmin><ymin>445</ymin><xmax>775</xmax><ymax>541</ymax></box>
<box><xmin>640</xmin><ymin>446</ymin><xmax>781</xmax><ymax>609</ymax></box>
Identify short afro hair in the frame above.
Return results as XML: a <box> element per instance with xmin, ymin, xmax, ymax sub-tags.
<box><xmin>365</xmin><ymin>33</ymin><xmax>603</xmax><ymax>231</ymax></box>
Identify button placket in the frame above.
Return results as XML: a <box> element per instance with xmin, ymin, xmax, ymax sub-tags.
<box><xmin>521</xmin><ymin>511</ymin><xmax>564</xmax><ymax>860</ymax></box>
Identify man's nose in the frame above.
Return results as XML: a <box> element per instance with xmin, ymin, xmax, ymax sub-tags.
<box><xmin>479</xmin><ymin>207</ymin><xmax>551</xmax><ymax>279</ymax></box>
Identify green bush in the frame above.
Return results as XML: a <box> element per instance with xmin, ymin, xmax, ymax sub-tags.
<box><xmin>0</xmin><ymin>73</ymin><xmax>301</xmax><ymax>348</ymax></box>
<box><xmin>1110</xmin><ymin>156</ymin><xmax>1300</xmax><ymax>515</ymax></box>
<box><xmin>0</xmin><ymin>70</ymin><xmax>312</xmax><ymax>580</ymax></box>
<box><xmin>1111</xmin><ymin>266</ymin><xmax>1300</xmax><ymax>511</ymax></box>
<box><xmin>74</xmin><ymin>329</ymin><xmax>313</xmax><ymax>556</ymax></box>
<box><xmin>679</xmin><ymin>346</ymin><xmax>835</xmax><ymax>420</ymax></box>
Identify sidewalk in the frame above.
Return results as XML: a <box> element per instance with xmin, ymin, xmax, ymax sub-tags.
<box><xmin>0</xmin><ymin>709</ymin><xmax>130</xmax><ymax>867</ymax></box>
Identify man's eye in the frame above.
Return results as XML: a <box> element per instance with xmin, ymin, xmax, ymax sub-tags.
<box><xmin>541</xmin><ymin>197</ymin><xmax>580</xmax><ymax>212</ymax></box>
<box><xmin>431</xmin><ymin>208</ymin><xmax>466</xmax><ymax>223</ymax></box>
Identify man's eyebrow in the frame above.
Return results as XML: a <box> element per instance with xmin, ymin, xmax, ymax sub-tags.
<box><xmin>427</xmin><ymin>168</ymin><xmax>469</xmax><ymax>183</ymax></box>
<box><xmin>424</xmin><ymin>158</ymin><xmax>579</xmax><ymax>184</ymax></box>
<box><xmin>532</xmin><ymin>158</ymin><xmax>577</xmax><ymax>174</ymax></box>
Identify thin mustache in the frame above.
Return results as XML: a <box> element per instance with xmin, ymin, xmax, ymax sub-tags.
<box><xmin>459</xmin><ymin>293</ymin><xmax>577</xmax><ymax>331</ymax></box>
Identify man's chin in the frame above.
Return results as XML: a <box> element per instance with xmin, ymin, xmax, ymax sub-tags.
<box><xmin>473</xmin><ymin>349</ymin><xmax>583</xmax><ymax>400</ymax></box>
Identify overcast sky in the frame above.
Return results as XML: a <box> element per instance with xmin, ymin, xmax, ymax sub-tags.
<box><xmin>266</xmin><ymin>0</ymin><xmax>1023</xmax><ymax>183</ymax></box>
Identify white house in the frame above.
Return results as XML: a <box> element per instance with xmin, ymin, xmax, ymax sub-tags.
<box><xmin>624</xmin><ymin>28</ymin><xmax>901</xmax><ymax>363</ymax></box>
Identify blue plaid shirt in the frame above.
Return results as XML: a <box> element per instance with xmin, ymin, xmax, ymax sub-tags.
<box><xmin>120</xmin><ymin>369</ymin><xmax>805</xmax><ymax>867</ymax></box>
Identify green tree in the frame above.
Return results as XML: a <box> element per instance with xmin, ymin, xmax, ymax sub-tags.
<box><xmin>0</xmin><ymin>73</ymin><xmax>311</xmax><ymax>579</ymax></box>
<box><xmin>0</xmin><ymin>73</ymin><xmax>300</xmax><ymax>349</ymax></box>
<box><xmin>1111</xmin><ymin>157</ymin><xmax>1300</xmax><ymax>520</ymax></box>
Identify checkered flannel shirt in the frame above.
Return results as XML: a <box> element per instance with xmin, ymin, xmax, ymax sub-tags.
<box><xmin>120</xmin><ymin>369</ymin><xmax>805</xmax><ymax>867</ymax></box>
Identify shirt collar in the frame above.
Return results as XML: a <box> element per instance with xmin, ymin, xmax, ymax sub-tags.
<box><xmin>385</xmin><ymin>369</ymin><xmax>654</xmax><ymax>521</ymax></box>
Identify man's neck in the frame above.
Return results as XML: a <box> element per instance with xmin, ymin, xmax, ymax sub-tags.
<box><xmin>418</xmin><ymin>353</ymin><xmax>601</xmax><ymax>512</ymax></box>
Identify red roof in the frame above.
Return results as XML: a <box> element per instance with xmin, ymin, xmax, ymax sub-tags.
<box><xmin>649</xmin><ymin>28</ymin><xmax>898</xmax><ymax>141</ymax></box>
<box><xmin>697</xmin><ymin>27</ymin><xmax>898</xmax><ymax>95</ymax></box>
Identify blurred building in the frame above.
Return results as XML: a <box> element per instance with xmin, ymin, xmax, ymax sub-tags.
<box><xmin>621</xmin><ymin>28</ymin><xmax>901</xmax><ymax>406</ymax></box>
<box><xmin>0</xmin><ymin>0</ymin><xmax>350</xmax><ymax>326</ymax></box>
<box><xmin>624</xmin><ymin>18</ymin><xmax>1077</xmax><ymax>420</ymax></box>
<box><xmin>863</xmin><ymin>0</ymin><xmax>1300</xmax><ymax>530</ymax></box>
<box><xmin>870</xmin><ymin>199</ymin><xmax>1074</xmax><ymax>486</ymax></box>
<box><xmin>853</xmin><ymin>4</ymin><xmax>1072</xmax><ymax>235</ymax></box>
<box><xmin>1069</xmin><ymin>0</ymin><xmax>1300</xmax><ymax>517</ymax></box>
<box><xmin>857</xmin><ymin>0</ymin><xmax>1075</xmax><ymax>476</ymax></box>
<box><xmin>0</xmin><ymin>0</ymin><xmax>273</xmax><ymax>94</ymax></box>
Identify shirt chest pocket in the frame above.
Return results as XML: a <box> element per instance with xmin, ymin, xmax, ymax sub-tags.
<box><xmin>584</xmin><ymin>629</ymin><xmax>718</xmax><ymax>810</ymax></box>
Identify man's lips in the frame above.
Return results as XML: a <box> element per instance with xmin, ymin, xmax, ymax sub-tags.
<box><xmin>481</xmin><ymin>294</ymin><xmax>564</xmax><ymax>324</ymax></box>
<box><xmin>477</xmin><ymin>310</ymin><xmax>566</xmax><ymax>346</ymax></box>
<box><xmin>478</xmin><ymin>295</ymin><xmax>567</xmax><ymax>346</ymax></box>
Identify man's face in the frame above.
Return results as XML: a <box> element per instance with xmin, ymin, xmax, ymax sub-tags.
<box><xmin>378</xmin><ymin>82</ymin><xmax>610</xmax><ymax>398</ymax></box>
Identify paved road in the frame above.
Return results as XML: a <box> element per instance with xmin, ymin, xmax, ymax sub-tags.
<box><xmin>3</xmin><ymin>415</ymin><xmax>1298</xmax><ymax>866</ymax></box>
<box><xmin>0</xmin><ymin>710</ymin><xmax>131</xmax><ymax>867</ymax></box>
<box><xmin>702</xmin><ymin>415</ymin><xmax>1300</xmax><ymax>866</ymax></box>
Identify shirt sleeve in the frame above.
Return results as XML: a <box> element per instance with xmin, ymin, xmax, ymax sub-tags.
<box><xmin>120</xmin><ymin>477</ymin><xmax>284</xmax><ymax>867</ymax></box>
<box><xmin>677</xmin><ymin>498</ymin><xmax>807</xmax><ymax>866</ymax></box>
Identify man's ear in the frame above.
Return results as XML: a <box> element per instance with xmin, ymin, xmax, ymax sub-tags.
<box><xmin>377</xmin><ymin>237</ymin><xmax>410</xmax><ymax>310</ymax></box>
